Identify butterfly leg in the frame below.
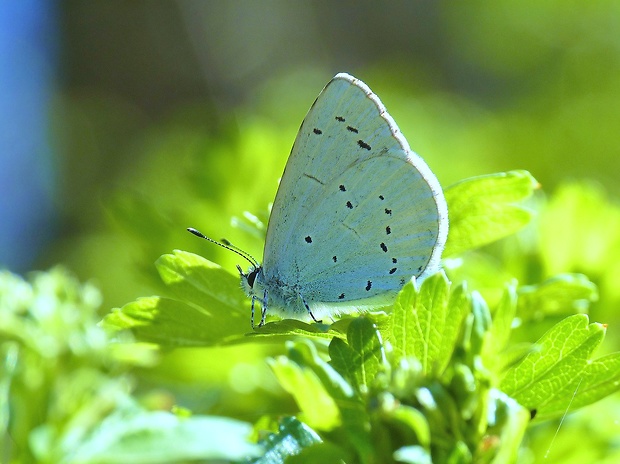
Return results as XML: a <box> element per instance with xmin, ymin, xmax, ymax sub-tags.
<box><xmin>298</xmin><ymin>293</ymin><xmax>322</xmax><ymax>324</ymax></box>
<box><xmin>259</xmin><ymin>288</ymin><xmax>268</xmax><ymax>327</ymax></box>
<box><xmin>251</xmin><ymin>296</ymin><xmax>256</xmax><ymax>329</ymax></box>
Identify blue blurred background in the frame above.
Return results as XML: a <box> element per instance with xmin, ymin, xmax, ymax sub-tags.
<box><xmin>0</xmin><ymin>0</ymin><xmax>57</xmax><ymax>271</ymax></box>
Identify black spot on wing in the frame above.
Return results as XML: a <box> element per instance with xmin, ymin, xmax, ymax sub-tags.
<box><xmin>339</xmin><ymin>184</ymin><xmax>346</xmax><ymax>191</ymax></box>
<box><xmin>335</xmin><ymin>116</ymin><xmax>345</xmax><ymax>122</ymax></box>
<box><xmin>347</xmin><ymin>126</ymin><xmax>359</xmax><ymax>133</ymax></box>
<box><xmin>389</xmin><ymin>267</ymin><xmax>397</xmax><ymax>274</ymax></box>
<box><xmin>305</xmin><ymin>236</ymin><xmax>312</xmax><ymax>243</ymax></box>
<box><xmin>313</xmin><ymin>128</ymin><xmax>322</xmax><ymax>135</ymax></box>
<box><xmin>385</xmin><ymin>208</ymin><xmax>392</xmax><ymax>215</ymax></box>
<box><xmin>333</xmin><ymin>256</ymin><xmax>337</xmax><ymax>262</ymax></box>
<box><xmin>379</xmin><ymin>195</ymin><xmax>384</xmax><ymax>200</ymax></box>
<box><xmin>366</xmin><ymin>280</ymin><xmax>372</xmax><ymax>291</ymax></box>
<box><xmin>338</xmin><ymin>293</ymin><xmax>345</xmax><ymax>299</ymax></box>
<box><xmin>392</xmin><ymin>258</ymin><xmax>398</xmax><ymax>263</ymax></box>
<box><xmin>386</xmin><ymin>226</ymin><xmax>391</xmax><ymax>235</ymax></box>
<box><xmin>346</xmin><ymin>201</ymin><xmax>353</xmax><ymax>209</ymax></box>
<box><xmin>380</xmin><ymin>242</ymin><xmax>388</xmax><ymax>253</ymax></box>
<box><xmin>357</xmin><ymin>140</ymin><xmax>371</xmax><ymax>150</ymax></box>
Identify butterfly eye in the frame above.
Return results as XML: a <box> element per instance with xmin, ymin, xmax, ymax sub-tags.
<box><xmin>247</xmin><ymin>268</ymin><xmax>259</xmax><ymax>288</ymax></box>
<box><xmin>237</xmin><ymin>264</ymin><xmax>258</xmax><ymax>288</ymax></box>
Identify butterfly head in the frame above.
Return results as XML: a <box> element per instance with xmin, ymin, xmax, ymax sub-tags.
<box><xmin>237</xmin><ymin>264</ymin><xmax>263</xmax><ymax>297</ymax></box>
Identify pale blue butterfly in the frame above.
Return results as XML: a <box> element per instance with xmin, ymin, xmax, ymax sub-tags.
<box><xmin>190</xmin><ymin>73</ymin><xmax>448</xmax><ymax>327</ymax></box>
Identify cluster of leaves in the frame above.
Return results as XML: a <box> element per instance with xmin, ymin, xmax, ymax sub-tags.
<box><xmin>0</xmin><ymin>268</ymin><xmax>260</xmax><ymax>463</ymax></box>
<box><xmin>104</xmin><ymin>259</ymin><xmax>611</xmax><ymax>463</ymax></box>
<box><xmin>100</xmin><ymin>170</ymin><xmax>620</xmax><ymax>463</ymax></box>
<box><xmin>4</xmin><ymin>170</ymin><xmax>620</xmax><ymax>462</ymax></box>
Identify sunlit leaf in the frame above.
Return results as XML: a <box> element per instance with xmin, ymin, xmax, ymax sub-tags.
<box><xmin>517</xmin><ymin>273</ymin><xmax>598</xmax><ymax>318</ymax></box>
<box><xmin>536</xmin><ymin>352</ymin><xmax>620</xmax><ymax>419</ymax></box>
<box><xmin>389</xmin><ymin>273</ymin><xmax>469</xmax><ymax>375</ymax></box>
<box><xmin>32</xmin><ymin>408</ymin><xmax>261</xmax><ymax>463</ymax></box>
<box><xmin>102</xmin><ymin>250</ymin><xmax>251</xmax><ymax>345</ymax></box>
<box><xmin>102</xmin><ymin>296</ymin><xmax>242</xmax><ymax>346</ymax></box>
<box><xmin>483</xmin><ymin>390</ymin><xmax>529</xmax><ymax>464</ymax></box>
<box><xmin>329</xmin><ymin>317</ymin><xmax>388</xmax><ymax>394</ymax></box>
<box><xmin>444</xmin><ymin>170</ymin><xmax>538</xmax><ymax>256</ymax></box>
<box><xmin>254</xmin><ymin>416</ymin><xmax>322</xmax><ymax>464</ymax></box>
<box><xmin>500</xmin><ymin>314</ymin><xmax>608</xmax><ymax>419</ymax></box>
<box><xmin>155</xmin><ymin>250</ymin><xmax>246</xmax><ymax>312</ymax></box>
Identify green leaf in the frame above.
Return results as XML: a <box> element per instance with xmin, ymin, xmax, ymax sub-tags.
<box><xmin>390</xmin><ymin>273</ymin><xmax>448</xmax><ymax>373</ymax></box>
<box><xmin>254</xmin><ymin>416</ymin><xmax>322</xmax><ymax>464</ymax></box>
<box><xmin>155</xmin><ymin>250</ymin><xmax>248</xmax><ymax>321</ymax></box>
<box><xmin>390</xmin><ymin>406</ymin><xmax>431</xmax><ymax>449</ymax></box>
<box><xmin>517</xmin><ymin>273</ymin><xmax>598</xmax><ymax>318</ymax></box>
<box><xmin>31</xmin><ymin>407</ymin><xmax>260</xmax><ymax>463</ymax></box>
<box><xmin>102</xmin><ymin>251</ymin><xmax>254</xmax><ymax>345</ymax></box>
<box><xmin>329</xmin><ymin>317</ymin><xmax>388</xmax><ymax>395</ymax></box>
<box><xmin>244</xmin><ymin>319</ymin><xmax>346</xmax><ymax>343</ymax></box>
<box><xmin>500</xmin><ymin>314</ymin><xmax>606</xmax><ymax>418</ymax></box>
<box><xmin>267</xmin><ymin>339</ymin><xmax>361</xmax><ymax>432</ymax></box>
<box><xmin>389</xmin><ymin>273</ymin><xmax>467</xmax><ymax>375</ymax></box>
<box><xmin>535</xmin><ymin>352</ymin><xmax>620</xmax><ymax>419</ymax></box>
<box><xmin>485</xmin><ymin>390</ymin><xmax>530</xmax><ymax>464</ymax></box>
<box><xmin>437</xmin><ymin>283</ymin><xmax>472</xmax><ymax>372</ymax></box>
<box><xmin>468</xmin><ymin>291</ymin><xmax>492</xmax><ymax>358</ymax></box>
<box><xmin>483</xmin><ymin>282</ymin><xmax>518</xmax><ymax>371</ymax></box>
<box><xmin>286</xmin><ymin>442</ymin><xmax>350</xmax><ymax>464</ymax></box>
<box><xmin>102</xmin><ymin>296</ymin><xmax>245</xmax><ymax>346</ymax></box>
<box><xmin>443</xmin><ymin>170</ymin><xmax>538</xmax><ymax>256</ymax></box>
<box><xmin>286</xmin><ymin>340</ymin><xmax>355</xmax><ymax>401</ymax></box>
<box><xmin>268</xmin><ymin>347</ymin><xmax>342</xmax><ymax>431</ymax></box>
<box><xmin>489</xmin><ymin>282</ymin><xmax>518</xmax><ymax>352</ymax></box>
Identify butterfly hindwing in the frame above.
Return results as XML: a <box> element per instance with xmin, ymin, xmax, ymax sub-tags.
<box><xmin>300</xmin><ymin>157</ymin><xmax>441</xmax><ymax>302</ymax></box>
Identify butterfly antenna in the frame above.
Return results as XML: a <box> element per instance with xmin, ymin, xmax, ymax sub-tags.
<box><xmin>220</xmin><ymin>238</ymin><xmax>254</xmax><ymax>258</ymax></box>
<box><xmin>187</xmin><ymin>227</ymin><xmax>259</xmax><ymax>267</ymax></box>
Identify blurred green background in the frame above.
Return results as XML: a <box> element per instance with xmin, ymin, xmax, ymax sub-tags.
<box><xmin>5</xmin><ymin>0</ymin><xmax>618</xmax><ymax>305</ymax></box>
<box><xmin>2</xmin><ymin>1</ymin><xmax>620</xmax><ymax>461</ymax></box>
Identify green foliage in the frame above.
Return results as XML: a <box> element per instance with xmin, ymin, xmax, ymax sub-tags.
<box><xmin>252</xmin><ymin>277</ymin><xmax>531</xmax><ymax>463</ymax></box>
<box><xmin>501</xmin><ymin>314</ymin><xmax>615</xmax><ymax>421</ymax></box>
<box><xmin>6</xmin><ymin>166</ymin><xmax>620</xmax><ymax>462</ymax></box>
<box><xmin>247</xmin><ymin>272</ymin><xmax>612</xmax><ymax>463</ymax></box>
<box><xmin>0</xmin><ymin>181</ymin><xmax>617</xmax><ymax>464</ymax></box>
<box><xmin>95</xmin><ymin>170</ymin><xmax>620</xmax><ymax>462</ymax></box>
<box><xmin>443</xmin><ymin>170</ymin><xmax>538</xmax><ymax>257</ymax></box>
<box><xmin>0</xmin><ymin>269</ymin><xmax>260</xmax><ymax>463</ymax></box>
<box><xmin>388</xmin><ymin>272</ymin><xmax>466</xmax><ymax>375</ymax></box>
<box><xmin>254</xmin><ymin>417</ymin><xmax>325</xmax><ymax>464</ymax></box>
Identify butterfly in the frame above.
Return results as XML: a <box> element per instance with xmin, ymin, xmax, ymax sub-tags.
<box><xmin>190</xmin><ymin>73</ymin><xmax>448</xmax><ymax>327</ymax></box>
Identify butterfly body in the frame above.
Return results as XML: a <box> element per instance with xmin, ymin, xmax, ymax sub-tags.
<box><xmin>238</xmin><ymin>73</ymin><xmax>448</xmax><ymax>326</ymax></box>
